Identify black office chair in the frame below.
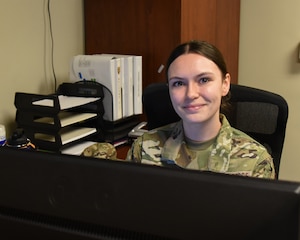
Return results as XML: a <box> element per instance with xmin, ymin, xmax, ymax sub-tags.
<box><xmin>142</xmin><ymin>82</ymin><xmax>289</xmax><ymax>177</ymax></box>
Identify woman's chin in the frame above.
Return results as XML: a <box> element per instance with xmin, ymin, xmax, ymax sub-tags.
<box><xmin>182</xmin><ymin>116</ymin><xmax>206</xmax><ymax>124</ymax></box>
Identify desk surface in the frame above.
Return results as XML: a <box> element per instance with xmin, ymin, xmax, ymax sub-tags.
<box><xmin>61</xmin><ymin>140</ymin><xmax>131</xmax><ymax>160</ymax></box>
<box><xmin>116</xmin><ymin>144</ymin><xmax>130</xmax><ymax>160</ymax></box>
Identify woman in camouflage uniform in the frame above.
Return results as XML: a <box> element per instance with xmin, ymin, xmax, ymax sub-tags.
<box><xmin>126</xmin><ymin>40</ymin><xmax>275</xmax><ymax>179</ymax></box>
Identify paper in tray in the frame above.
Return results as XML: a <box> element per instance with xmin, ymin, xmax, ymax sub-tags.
<box><xmin>34</xmin><ymin>112</ymin><xmax>97</xmax><ymax>128</ymax></box>
<box><xmin>32</xmin><ymin>95</ymin><xmax>100</xmax><ymax>110</ymax></box>
<box><xmin>34</xmin><ymin>127</ymin><xmax>97</xmax><ymax>145</ymax></box>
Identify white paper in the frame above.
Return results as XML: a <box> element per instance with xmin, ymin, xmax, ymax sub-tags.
<box><xmin>61</xmin><ymin>141</ymin><xmax>96</xmax><ymax>155</ymax></box>
<box><xmin>34</xmin><ymin>112</ymin><xmax>97</xmax><ymax>127</ymax></box>
<box><xmin>35</xmin><ymin>127</ymin><xmax>97</xmax><ymax>145</ymax></box>
<box><xmin>32</xmin><ymin>95</ymin><xmax>100</xmax><ymax>110</ymax></box>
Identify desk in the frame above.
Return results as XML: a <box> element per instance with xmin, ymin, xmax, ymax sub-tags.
<box><xmin>116</xmin><ymin>143</ymin><xmax>131</xmax><ymax>160</ymax></box>
<box><xmin>61</xmin><ymin>140</ymin><xmax>131</xmax><ymax>160</ymax></box>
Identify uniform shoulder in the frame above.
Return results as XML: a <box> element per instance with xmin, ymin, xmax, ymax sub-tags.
<box><xmin>144</xmin><ymin>121</ymin><xmax>179</xmax><ymax>137</ymax></box>
<box><xmin>230</xmin><ymin>127</ymin><xmax>268</xmax><ymax>152</ymax></box>
<box><xmin>231</xmin><ymin>127</ymin><xmax>257</xmax><ymax>141</ymax></box>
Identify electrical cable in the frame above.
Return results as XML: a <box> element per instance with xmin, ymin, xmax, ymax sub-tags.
<box><xmin>45</xmin><ymin>0</ymin><xmax>57</xmax><ymax>91</ymax></box>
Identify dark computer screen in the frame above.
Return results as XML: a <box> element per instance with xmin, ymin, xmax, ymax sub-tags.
<box><xmin>0</xmin><ymin>146</ymin><xmax>299</xmax><ymax>240</ymax></box>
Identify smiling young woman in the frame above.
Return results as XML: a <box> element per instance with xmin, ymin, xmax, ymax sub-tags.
<box><xmin>168</xmin><ymin>53</ymin><xmax>230</xmax><ymax>142</ymax></box>
<box><xmin>126</xmin><ymin>40</ymin><xmax>275</xmax><ymax>179</ymax></box>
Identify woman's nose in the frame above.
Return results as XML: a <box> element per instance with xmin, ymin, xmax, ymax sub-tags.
<box><xmin>186</xmin><ymin>82</ymin><xmax>199</xmax><ymax>99</ymax></box>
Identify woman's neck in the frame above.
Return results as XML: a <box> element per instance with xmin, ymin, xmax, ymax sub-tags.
<box><xmin>182</xmin><ymin>115</ymin><xmax>221</xmax><ymax>142</ymax></box>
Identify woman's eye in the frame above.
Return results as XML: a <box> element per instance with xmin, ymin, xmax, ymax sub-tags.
<box><xmin>172</xmin><ymin>81</ymin><xmax>184</xmax><ymax>87</ymax></box>
<box><xmin>199</xmin><ymin>77</ymin><xmax>210</xmax><ymax>84</ymax></box>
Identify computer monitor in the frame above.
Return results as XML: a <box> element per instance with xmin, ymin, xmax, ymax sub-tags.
<box><xmin>0</xmin><ymin>146</ymin><xmax>299</xmax><ymax>240</ymax></box>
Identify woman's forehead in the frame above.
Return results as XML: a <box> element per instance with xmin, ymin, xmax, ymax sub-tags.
<box><xmin>168</xmin><ymin>53</ymin><xmax>220</xmax><ymax>77</ymax></box>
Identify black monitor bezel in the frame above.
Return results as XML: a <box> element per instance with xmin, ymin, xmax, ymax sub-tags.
<box><xmin>0</xmin><ymin>147</ymin><xmax>299</xmax><ymax>240</ymax></box>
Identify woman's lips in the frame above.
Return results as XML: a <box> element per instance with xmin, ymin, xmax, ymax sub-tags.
<box><xmin>183</xmin><ymin>103</ymin><xmax>205</xmax><ymax>111</ymax></box>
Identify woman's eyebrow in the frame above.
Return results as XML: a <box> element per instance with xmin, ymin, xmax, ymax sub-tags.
<box><xmin>168</xmin><ymin>76</ymin><xmax>185</xmax><ymax>81</ymax></box>
<box><xmin>196</xmin><ymin>72</ymin><xmax>214</xmax><ymax>77</ymax></box>
<box><xmin>169</xmin><ymin>72</ymin><xmax>213</xmax><ymax>80</ymax></box>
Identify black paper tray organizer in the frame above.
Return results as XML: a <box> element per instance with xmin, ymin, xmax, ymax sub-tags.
<box><xmin>15</xmin><ymin>109</ymin><xmax>99</xmax><ymax>132</ymax></box>
<box><xmin>14</xmin><ymin>81</ymin><xmax>105</xmax><ymax>152</ymax></box>
<box><xmin>24</xmin><ymin>126</ymin><xmax>98</xmax><ymax>152</ymax></box>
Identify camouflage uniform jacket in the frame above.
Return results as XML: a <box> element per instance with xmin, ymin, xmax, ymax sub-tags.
<box><xmin>126</xmin><ymin>114</ymin><xmax>275</xmax><ymax>179</ymax></box>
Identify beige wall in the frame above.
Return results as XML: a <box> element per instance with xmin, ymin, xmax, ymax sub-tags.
<box><xmin>0</xmin><ymin>0</ymin><xmax>84</xmax><ymax>136</ymax></box>
<box><xmin>239</xmin><ymin>0</ymin><xmax>300</xmax><ymax>181</ymax></box>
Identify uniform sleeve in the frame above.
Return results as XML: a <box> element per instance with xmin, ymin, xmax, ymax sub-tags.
<box><xmin>125</xmin><ymin>137</ymin><xmax>143</xmax><ymax>163</ymax></box>
<box><xmin>252</xmin><ymin>153</ymin><xmax>276</xmax><ymax>179</ymax></box>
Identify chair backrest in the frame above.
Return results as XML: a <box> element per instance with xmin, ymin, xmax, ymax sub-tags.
<box><xmin>142</xmin><ymin>83</ymin><xmax>289</xmax><ymax>177</ymax></box>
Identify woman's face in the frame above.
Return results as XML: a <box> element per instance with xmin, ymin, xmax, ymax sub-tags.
<box><xmin>168</xmin><ymin>53</ymin><xmax>230</xmax><ymax>125</ymax></box>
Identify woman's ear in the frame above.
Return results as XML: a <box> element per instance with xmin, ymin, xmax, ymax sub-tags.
<box><xmin>222</xmin><ymin>73</ymin><xmax>231</xmax><ymax>96</ymax></box>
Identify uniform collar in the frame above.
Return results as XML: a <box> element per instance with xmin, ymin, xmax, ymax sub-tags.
<box><xmin>161</xmin><ymin>114</ymin><xmax>233</xmax><ymax>172</ymax></box>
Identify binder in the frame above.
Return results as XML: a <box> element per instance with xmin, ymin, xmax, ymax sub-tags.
<box><xmin>70</xmin><ymin>55</ymin><xmax>123</xmax><ymax>121</ymax></box>
<box><xmin>101</xmin><ymin>54</ymin><xmax>134</xmax><ymax>117</ymax></box>
<box><xmin>132</xmin><ymin>55</ymin><xmax>142</xmax><ymax>115</ymax></box>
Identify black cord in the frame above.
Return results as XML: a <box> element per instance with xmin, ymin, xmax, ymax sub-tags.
<box><xmin>47</xmin><ymin>0</ymin><xmax>57</xmax><ymax>91</ymax></box>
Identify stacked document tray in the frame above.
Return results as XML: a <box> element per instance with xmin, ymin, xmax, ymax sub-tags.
<box><xmin>14</xmin><ymin>82</ymin><xmax>105</xmax><ymax>152</ymax></box>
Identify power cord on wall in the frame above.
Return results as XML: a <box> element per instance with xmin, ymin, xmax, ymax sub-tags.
<box><xmin>44</xmin><ymin>0</ymin><xmax>57</xmax><ymax>92</ymax></box>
